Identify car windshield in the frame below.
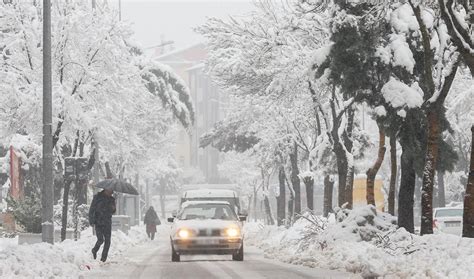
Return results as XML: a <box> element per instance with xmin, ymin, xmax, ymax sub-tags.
<box><xmin>178</xmin><ymin>204</ymin><xmax>237</xmax><ymax>221</ymax></box>
<box><xmin>435</xmin><ymin>209</ymin><xmax>463</xmax><ymax>217</ymax></box>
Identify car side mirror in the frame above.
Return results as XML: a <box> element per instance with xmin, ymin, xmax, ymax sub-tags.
<box><xmin>167</xmin><ymin>217</ymin><xmax>174</xmax><ymax>223</ymax></box>
<box><xmin>239</xmin><ymin>216</ymin><xmax>247</xmax><ymax>222</ymax></box>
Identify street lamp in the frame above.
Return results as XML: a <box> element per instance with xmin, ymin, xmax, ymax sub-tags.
<box><xmin>42</xmin><ymin>0</ymin><xmax>54</xmax><ymax>244</ymax></box>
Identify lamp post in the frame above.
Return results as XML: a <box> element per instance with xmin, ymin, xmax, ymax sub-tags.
<box><xmin>42</xmin><ymin>0</ymin><xmax>54</xmax><ymax>244</ymax></box>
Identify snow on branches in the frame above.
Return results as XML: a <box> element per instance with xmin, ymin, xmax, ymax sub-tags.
<box><xmin>0</xmin><ymin>1</ymin><xmax>194</xmax><ymax>175</ymax></box>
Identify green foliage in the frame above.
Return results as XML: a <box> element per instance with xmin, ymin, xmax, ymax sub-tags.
<box><xmin>200</xmin><ymin>119</ymin><xmax>260</xmax><ymax>153</ymax></box>
<box><xmin>141</xmin><ymin>62</ymin><xmax>195</xmax><ymax>128</ymax></box>
<box><xmin>317</xmin><ymin>3</ymin><xmax>387</xmax><ymax>103</ymax></box>
<box><xmin>6</xmin><ymin>192</ymin><xmax>42</xmax><ymax>233</ymax></box>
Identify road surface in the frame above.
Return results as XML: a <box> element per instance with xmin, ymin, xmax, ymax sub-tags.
<box><xmin>87</xmin><ymin>230</ymin><xmax>358</xmax><ymax>279</ymax></box>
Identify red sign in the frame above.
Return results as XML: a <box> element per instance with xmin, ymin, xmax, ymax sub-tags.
<box><xmin>9</xmin><ymin>146</ymin><xmax>23</xmax><ymax>199</ymax></box>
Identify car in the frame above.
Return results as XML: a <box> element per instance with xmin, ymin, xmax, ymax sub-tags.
<box><xmin>168</xmin><ymin>201</ymin><xmax>246</xmax><ymax>262</ymax></box>
<box><xmin>433</xmin><ymin>207</ymin><xmax>463</xmax><ymax>235</ymax></box>
<box><xmin>179</xmin><ymin>189</ymin><xmax>243</xmax><ymax>216</ymax></box>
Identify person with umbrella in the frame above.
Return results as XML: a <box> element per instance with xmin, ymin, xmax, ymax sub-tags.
<box><xmin>89</xmin><ymin>178</ymin><xmax>138</xmax><ymax>262</ymax></box>
<box><xmin>89</xmin><ymin>188</ymin><xmax>116</xmax><ymax>262</ymax></box>
<box><xmin>144</xmin><ymin>206</ymin><xmax>160</xmax><ymax>240</ymax></box>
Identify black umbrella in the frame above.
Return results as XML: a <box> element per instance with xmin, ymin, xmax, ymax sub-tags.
<box><xmin>95</xmin><ymin>179</ymin><xmax>139</xmax><ymax>195</ymax></box>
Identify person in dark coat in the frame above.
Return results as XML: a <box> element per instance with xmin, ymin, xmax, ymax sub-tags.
<box><xmin>89</xmin><ymin>189</ymin><xmax>116</xmax><ymax>262</ymax></box>
<box><xmin>144</xmin><ymin>206</ymin><xmax>160</xmax><ymax>240</ymax></box>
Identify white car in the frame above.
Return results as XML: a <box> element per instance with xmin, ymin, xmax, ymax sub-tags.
<box><xmin>179</xmin><ymin>189</ymin><xmax>242</xmax><ymax>215</ymax></box>
<box><xmin>433</xmin><ymin>207</ymin><xmax>463</xmax><ymax>235</ymax></box>
<box><xmin>168</xmin><ymin>201</ymin><xmax>245</xmax><ymax>262</ymax></box>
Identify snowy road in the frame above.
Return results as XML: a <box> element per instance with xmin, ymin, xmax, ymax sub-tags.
<box><xmin>86</xmin><ymin>229</ymin><xmax>357</xmax><ymax>279</ymax></box>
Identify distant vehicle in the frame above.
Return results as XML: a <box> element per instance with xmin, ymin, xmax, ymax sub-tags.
<box><xmin>433</xmin><ymin>207</ymin><xmax>463</xmax><ymax>235</ymax></box>
<box><xmin>168</xmin><ymin>201</ymin><xmax>246</xmax><ymax>262</ymax></box>
<box><xmin>179</xmin><ymin>189</ymin><xmax>242</xmax><ymax>215</ymax></box>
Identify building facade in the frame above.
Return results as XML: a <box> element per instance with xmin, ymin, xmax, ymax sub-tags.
<box><xmin>155</xmin><ymin>43</ymin><xmax>227</xmax><ymax>183</ymax></box>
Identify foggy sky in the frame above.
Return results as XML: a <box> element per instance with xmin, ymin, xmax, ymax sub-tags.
<box><xmin>120</xmin><ymin>0</ymin><xmax>253</xmax><ymax>49</ymax></box>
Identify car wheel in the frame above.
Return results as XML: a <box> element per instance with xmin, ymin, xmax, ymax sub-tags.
<box><xmin>232</xmin><ymin>244</ymin><xmax>244</xmax><ymax>261</ymax></box>
<box><xmin>171</xmin><ymin>244</ymin><xmax>180</xmax><ymax>262</ymax></box>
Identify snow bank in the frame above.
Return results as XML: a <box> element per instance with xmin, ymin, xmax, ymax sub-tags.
<box><xmin>245</xmin><ymin>206</ymin><xmax>474</xmax><ymax>278</ymax></box>
<box><xmin>0</xmin><ymin>225</ymin><xmax>149</xmax><ymax>278</ymax></box>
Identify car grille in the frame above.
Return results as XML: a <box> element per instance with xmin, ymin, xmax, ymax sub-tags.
<box><xmin>197</xmin><ymin>229</ymin><xmax>221</xmax><ymax>236</ymax></box>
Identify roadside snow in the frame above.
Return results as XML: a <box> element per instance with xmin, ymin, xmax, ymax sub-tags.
<box><xmin>244</xmin><ymin>206</ymin><xmax>474</xmax><ymax>279</ymax></box>
<box><xmin>0</xmin><ymin>225</ymin><xmax>148</xmax><ymax>278</ymax></box>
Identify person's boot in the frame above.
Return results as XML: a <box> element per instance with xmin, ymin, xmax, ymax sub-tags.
<box><xmin>92</xmin><ymin>249</ymin><xmax>97</xmax><ymax>260</ymax></box>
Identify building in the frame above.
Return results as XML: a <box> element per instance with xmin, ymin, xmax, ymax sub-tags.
<box><xmin>155</xmin><ymin>43</ymin><xmax>227</xmax><ymax>183</ymax></box>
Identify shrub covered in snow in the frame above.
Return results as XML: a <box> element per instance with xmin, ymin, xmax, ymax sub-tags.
<box><xmin>6</xmin><ymin>193</ymin><xmax>42</xmax><ymax>233</ymax></box>
<box><xmin>329</xmin><ymin>205</ymin><xmax>397</xmax><ymax>242</ymax></box>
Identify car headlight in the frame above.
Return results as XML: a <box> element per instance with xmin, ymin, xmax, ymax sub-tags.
<box><xmin>177</xmin><ymin>228</ymin><xmax>191</xmax><ymax>239</ymax></box>
<box><xmin>225</xmin><ymin>227</ymin><xmax>240</xmax><ymax>238</ymax></box>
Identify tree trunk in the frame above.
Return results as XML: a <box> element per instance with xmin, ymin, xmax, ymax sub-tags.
<box><xmin>398</xmin><ymin>147</ymin><xmax>416</xmax><ymax>233</ymax></box>
<box><xmin>289</xmin><ymin>142</ymin><xmax>301</xmax><ymax>215</ymax></box>
<box><xmin>334</xmin><ymin>142</ymin><xmax>348</xmax><ymax>207</ymax></box>
<box><xmin>343</xmin><ymin>108</ymin><xmax>355</xmax><ymax>209</ymax></box>
<box><xmin>60</xmin><ymin>179</ymin><xmax>72</xmax><ymax>241</ymax></box>
<box><xmin>303</xmin><ymin>176</ymin><xmax>314</xmax><ymax>211</ymax></box>
<box><xmin>410</xmin><ymin>1</ymin><xmax>458</xmax><ymax>235</ymax></box>
<box><xmin>287</xmin><ymin>176</ymin><xmax>295</xmax><ymax>224</ymax></box>
<box><xmin>437</xmin><ymin>171</ymin><xmax>446</xmax><ymax>208</ymax></box>
<box><xmin>366</xmin><ymin>123</ymin><xmax>386</xmax><ymax>206</ymax></box>
<box><xmin>323</xmin><ymin>175</ymin><xmax>334</xmax><ymax>217</ymax></box>
<box><xmin>76</xmin><ymin>142</ymin><xmax>87</xmax><ymax>205</ymax></box>
<box><xmin>389</xmin><ymin>134</ymin><xmax>397</xmax><ymax>215</ymax></box>
<box><xmin>263</xmin><ymin>196</ymin><xmax>275</xmax><ymax>225</ymax></box>
<box><xmin>277</xmin><ymin>167</ymin><xmax>286</xmax><ymax>226</ymax></box>
<box><xmin>105</xmin><ymin>162</ymin><xmax>114</xmax><ymax>179</ymax></box>
<box><xmin>462</xmin><ymin>125</ymin><xmax>474</xmax><ymax>238</ymax></box>
<box><xmin>420</xmin><ymin>110</ymin><xmax>440</xmax><ymax>235</ymax></box>
<box><xmin>159</xmin><ymin>186</ymin><xmax>166</xmax><ymax>220</ymax></box>
<box><xmin>253</xmin><ymin>187</ymin><xmax>258</xmax><ymax>222</ymax></box>
<box><xmin>345</xmin><ymin>160</ymin><xmax>354</xmax><ymax>209</ymax></box>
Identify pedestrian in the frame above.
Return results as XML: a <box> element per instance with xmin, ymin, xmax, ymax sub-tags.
<box><xmin>144</xmin><ymin>206</ymin><xmax>160</xmax><ymax>240</ymax></box>
<box><xmin>88</xmin><ymin>188</ymin><xmax>116</xmax><ymax>262</ymax></box>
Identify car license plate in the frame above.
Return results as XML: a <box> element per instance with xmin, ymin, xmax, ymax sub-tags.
<box><xmin>197</xmin><ymin>239</ymin><xmax>219</xmax><ymax>245</ymax></box>
<box><xmin>445</xmin><ymin>222</ymin><xmax>460</xmax><ymax>227</ymax></box>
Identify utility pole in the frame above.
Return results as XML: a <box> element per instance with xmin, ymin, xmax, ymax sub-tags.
<box><xmin>118</xmin><ymin>0</ymin><xmax>122</xmax><ymax>21</ymax></box>
<box><xmin>145</xmin><ymin>178</ymin><xmax>150</xmax><ymax>210</ymax></box>
<box><xmin>42</xmin><ymin>0</ymin><xmax>54</xmax><ymax>244</ymax></box>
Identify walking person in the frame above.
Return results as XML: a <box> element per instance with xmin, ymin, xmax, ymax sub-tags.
<box><xmin>89</xmin><ymin>188</ymin><xmax>116</xmax><ymax>262</ymax></box>
<box><xmin>144</xmin><ymin>206</ymin><xmax>160</xmax><ymax>240</ymax></box>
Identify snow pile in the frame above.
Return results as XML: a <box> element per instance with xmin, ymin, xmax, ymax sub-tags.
<box><xmin>245</xmin><ymin>206</ymin><xmax>474</xmax><ymax>278</ymax></box>
<box><xmin>312</xmin><ymin>43</ymin><xmax>333</xmax><ymax>67</ymax></box>
<box><xmin>373</xmin><ymin>106</ymin><xmax>387</xmax><ymax>117</ymax></box>
<box><xmin>382</xmin><ymin>78</ymin><xmax>423</xmax><ymax>110</ymax></box>
<box><xmin>389</xmin><ymin>3</ymin><xmax>418</xmax><ymax>34</ymax></box>
<box><xmin>0</xmin><ymin>225</ymin><xmax>148</xmax><ymax>278</ymax></box>
<box><xmin>389</xmin><ymin>34</ymin><xmax>415</xmax><ymax>73</ymax></box>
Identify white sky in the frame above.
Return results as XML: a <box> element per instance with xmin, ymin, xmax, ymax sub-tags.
<box><xmin>119</xmin><ymin>0</ymin><xmax>254</xmax><ymax>49</ymax></box>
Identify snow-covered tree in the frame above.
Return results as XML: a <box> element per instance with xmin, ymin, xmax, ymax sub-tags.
<box><xmin>0</xmin><ymin>1</ymin><xmax>194</xmax><ymax>234</ymax></box>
